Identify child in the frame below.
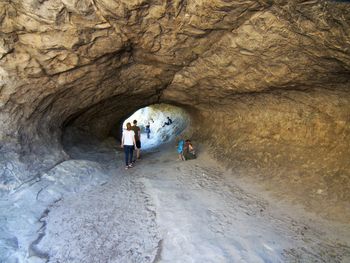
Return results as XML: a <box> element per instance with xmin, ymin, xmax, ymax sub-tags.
<box><xmin>183</xmin><ymin>139</ymin><xmax>196</xmax><ymax>160</ymax></box>
<box><xmin>177</xmin><ymin>139</ymin><xmax>185</xmax><ymax>161</ymax></box>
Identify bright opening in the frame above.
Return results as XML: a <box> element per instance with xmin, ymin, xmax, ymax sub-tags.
<box><xmin>122</xmin><ymin>104</ymin><xmax>190</xmax><ymax>150</ymax></box>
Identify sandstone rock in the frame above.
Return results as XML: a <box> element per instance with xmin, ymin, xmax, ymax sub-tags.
<box><xmin>0</xmin><ymin>0</ymin><xmax>349</xmax><ymax>219</ymax></box>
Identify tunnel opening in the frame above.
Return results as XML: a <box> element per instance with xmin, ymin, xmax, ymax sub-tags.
<box><xmin>121</xmin><ymin>103</ymin><xmax>190</xmax><ymax>150</ymax></box>
<box><xmin>60</xmin><ymin>102</ymin><xmax>192</xmax><ymax>161</ymax></box>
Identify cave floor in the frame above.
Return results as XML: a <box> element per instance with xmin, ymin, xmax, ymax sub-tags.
<box><xmin>3</xmin><ymin>136</ymin><xmax>350</xmax><ymax>262</ymax></box>
<box><xmin>32</xmin><ymin>137</ymin><xmax>350</xmax><ymax>263</ymax></box>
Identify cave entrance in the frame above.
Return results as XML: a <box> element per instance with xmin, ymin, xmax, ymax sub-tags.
<box><xmin>122</xmin><ymin>103</ymin><xmax>190</xmax><ymax>150</ymax></box>
<box><xmin>61</xmin><ymin>103</ymin><xmax>190</xmax><ymax>160</ymax></box>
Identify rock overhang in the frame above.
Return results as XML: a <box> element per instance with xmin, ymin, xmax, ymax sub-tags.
<box><xmin>0</xmin><ymin>1</ymin><xmax>349</xmax><ymax>206</ymax></box>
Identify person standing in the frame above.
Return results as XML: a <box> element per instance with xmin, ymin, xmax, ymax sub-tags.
<box><xmin>145</xmin><ymin>122</ymin><xmax>151</xmax><ymax>139</ymax></box>
<box><xmin>177</xmin><ymin>139</ymin><xmax>185</xmax><ymax>161</ymax></box>
<box><xmin>121</xmin><ymin>122</ymin><xmax>136</xmax><ymax>169</ymax></box>
<box><xmin>132</xmin><ymin>120</ymin><xmax>141</xmax><ymax>160</ymax></box>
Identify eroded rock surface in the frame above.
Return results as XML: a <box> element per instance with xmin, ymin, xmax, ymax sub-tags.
<box><xmin>0</xmin><ymin>1</ymin><xmax>350</xmax><ymax>219</ymax></box>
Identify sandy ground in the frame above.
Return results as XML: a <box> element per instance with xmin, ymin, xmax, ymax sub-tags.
<box><xmin>37</xmin><ymin>136</ymin><xmax>350</xmax><ymax>263</ymax></box>
<box><xmin>1</xmin><ymin>134</ymin><xmax>350</xmax><ymax>262</ymax></box>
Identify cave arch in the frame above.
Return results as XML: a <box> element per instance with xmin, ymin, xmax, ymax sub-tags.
<box><xmin>0</xmin><ymin>0</ymin><xmax>349</xmax><ymax>220</ymax></box>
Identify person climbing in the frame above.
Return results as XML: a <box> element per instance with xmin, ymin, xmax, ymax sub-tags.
<box><xmin>162</xmin><ymin>116</ymin><xmax>173</xmax><ymax>127</ymax></box>
<box><xmin>183</xmin><ymin>139</ymin><xmax>196</xmax><ymax>160</ymax></box>
<box><xmin>121</xmin><ymin>122</ymin><xmax>136</xmax><ymax>169</ymax></box>
<box><xmin>145</xmin><ymin>122</ymin><xmax>151</xmax><ymax>139</ymax></box>
<box><xmin>177</xmin><ymin>139</ymin><xmax>185</xmax><ymax>161</ymax></box>
<box><xmin>132</xmin><ymin>120</ymin><xmax>141</xmax><ymax>160</ymax></box>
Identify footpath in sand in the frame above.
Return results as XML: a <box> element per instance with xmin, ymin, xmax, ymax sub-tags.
<box><xmin>2</xmin><ymin>135</ymin><xmax>350</xmax><ymax>262</ymax></box>
<box><xmin>34</xmin><ymin>138</ymin><xmax>350</xmax><ymax>263</ymax></box>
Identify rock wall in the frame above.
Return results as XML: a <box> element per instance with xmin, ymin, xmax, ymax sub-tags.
<box><xmin>186</xmin><ymin>88</ymin><xmax>350</xmax><ymax>221</ymax></box>
<box><xmin>0</xmin><ymin>0</ymin><xmax>349</xmax><ymax>217</ymax></box>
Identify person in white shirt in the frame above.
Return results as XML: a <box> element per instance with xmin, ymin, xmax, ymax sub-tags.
<box><xmin>121</xmin><ymin>122</ymin><xmax>136</xmax><ymax>169</ymax></box>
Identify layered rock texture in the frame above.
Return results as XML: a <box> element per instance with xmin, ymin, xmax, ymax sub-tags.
<box><xmin>1</xmin><ymin>1</ymin><xmax>349</xmax><ymax>219</ymax></box>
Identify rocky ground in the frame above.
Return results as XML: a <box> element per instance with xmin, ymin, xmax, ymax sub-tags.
<box><xmin>1</xmin><ymin>132</ymin><xmax>350</xmax><ymax>262</ymax></box>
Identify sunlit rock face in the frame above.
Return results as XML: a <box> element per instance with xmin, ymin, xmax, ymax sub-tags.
<box><xmin>0</xmin><ymin>1</ymin><xmax>349</xmax><ymax>218</ymax></box>
<box><xmin>121</xmin><ymin>104</ymin><xmax>190</xmax><ymax>149</ymax></box>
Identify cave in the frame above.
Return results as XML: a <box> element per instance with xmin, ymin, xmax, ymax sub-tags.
<box><xmin>1</xmin><ymin>1</ymin><xmax>350</xmax><ymax>262</ymax></box>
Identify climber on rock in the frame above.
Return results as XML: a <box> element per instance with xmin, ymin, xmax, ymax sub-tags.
<box><xmin>162</xmin><ymin>116</ymin><xmax>173</xmax><ymax>127</ymax></box>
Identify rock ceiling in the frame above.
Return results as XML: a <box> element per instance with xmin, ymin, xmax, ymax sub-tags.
<box><xmin>0</xmin><ymin>1</ymin><xmax>349</xmax><ymax>211</ymax></box>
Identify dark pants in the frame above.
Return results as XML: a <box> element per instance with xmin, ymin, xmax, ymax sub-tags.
<box><xmin>184</xmin><ymin>151</ymin><xmax>196</xmax><ymax>160</ymax></box>
<box><xmin>124</xmin><ymin>145</ymin><xmax>134</xmax><ymax>166</ymax></box>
